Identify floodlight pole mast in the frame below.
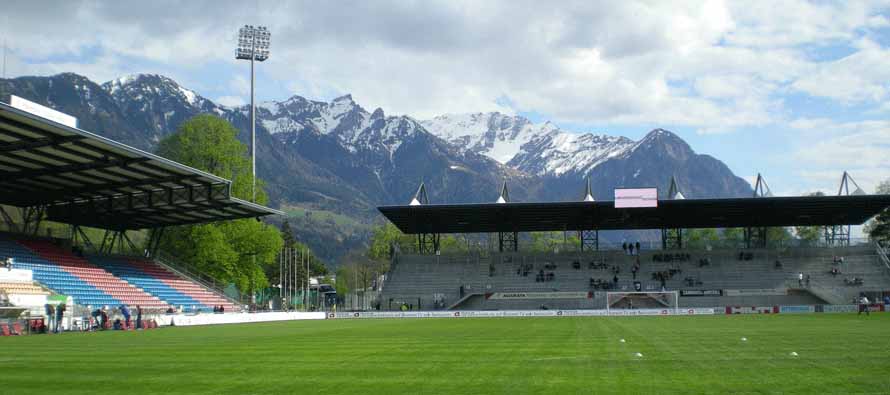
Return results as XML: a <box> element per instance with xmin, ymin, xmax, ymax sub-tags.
<box><xmin>250</xmin><ymin>50</ymin><xmax>256</xmax><ymax>202</ymax></box>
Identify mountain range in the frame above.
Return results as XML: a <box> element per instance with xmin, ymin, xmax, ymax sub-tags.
<box><xmin>0</xmin><ymin>73</ymin><xmax>752</xmax><ymax>263</ymax></box>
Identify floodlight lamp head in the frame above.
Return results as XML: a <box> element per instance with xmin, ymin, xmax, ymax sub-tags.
<box><xmin>235</xmin><ymin>25</ymin><xmax>272</xmax><ymax>61</ymax></box>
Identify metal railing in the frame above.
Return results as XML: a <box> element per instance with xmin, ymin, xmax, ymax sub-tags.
<box><xmin>153</xmin><ymin>253</ymin><xmax>246</xmax><ymax>308</ymax></box>
<box><xmin>876</xmin><ymin>242</ymin><xmax>890</xmax><ymax>270</ymax></box>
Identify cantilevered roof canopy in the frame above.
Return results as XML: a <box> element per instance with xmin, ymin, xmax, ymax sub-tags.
<box><xmin>378</xmin><ymin>195</ymin><xmax>890</xmax><ymax>234</ymax></box>
<box><xmin>0</xmin><ymin>101</ymin><xmax>282</xmax><ymax>230</ymax></box>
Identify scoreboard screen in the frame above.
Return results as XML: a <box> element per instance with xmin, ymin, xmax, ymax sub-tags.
<box><xmin>614</xmin><ymin>188</ymin><xmax>658</xmax><ymax>208</ymax></box>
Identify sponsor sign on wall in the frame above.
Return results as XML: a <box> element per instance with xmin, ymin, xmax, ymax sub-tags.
<box><xmin>487</xmin><ymin>292</ymin><xmax>590</xmax><ymax>300</ymax></box>
<box><xmin>726</xmin><ymin>306</ymin><xmax>776</xmax><ymax>314</ymax></box>
<box><xmin>680</xmin><ymin>289</ymin><xmax>723</xmax><ymax>297</ymax></box>
<box><xmin>724</xmin><ymin>289</ymin><xmax>785</xmax><ymax>296</ymax></box>
<box><xmin>0</xmin><ymin>268</ymin><xmax>33</xmax><ymax>282</ymax></box>
<box><xmin>779</xmin><ymin>305</ymin><xmax>815</xmax><ymax>314</ymax></box>
<box><xmin>820</xmin><ymin>305</ymin><xmax>858</xmax><ymax>313</ymax></box>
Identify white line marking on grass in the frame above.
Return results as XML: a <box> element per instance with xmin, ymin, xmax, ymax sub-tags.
<box><xmin>531</xmin><ymin>356</ymin><xmax>585</xmax><ymax>361</ymax></box>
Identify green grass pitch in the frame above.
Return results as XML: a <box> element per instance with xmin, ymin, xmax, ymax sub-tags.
<box><xmin>2</xmin><ymin>314</ymin><xmax>889</xmax><ymax>394</ymax></box>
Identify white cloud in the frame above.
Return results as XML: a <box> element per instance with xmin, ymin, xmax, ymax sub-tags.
<box><xmin>792</xmin><ymin>118</ymin><xmax>890</xmax><ymax>192</ymax></box>
<box><xmin>215</xmin><ymin>95</ymin><xmax>245</xmax><ymax>107</ymax></box>
<box><xmin>1</xmin><ymin>0</ymin><xmax>888</xmax><ymax>137</ymax></box>
<box><xmin>792</xmin><ymin>42</ymin><xmax>890</xmax><ymax>103</ymax></box>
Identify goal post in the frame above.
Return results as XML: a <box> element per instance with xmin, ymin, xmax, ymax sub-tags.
<box><xmin>606</xmin><ymin>291</ymin><xmax>679</xmax><ymax>313</ymax></box>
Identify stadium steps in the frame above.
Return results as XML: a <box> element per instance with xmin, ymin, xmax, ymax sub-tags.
<box><xmin>383</xmin><ymin>245</ymin><xmax>890</xmax><ymax>310</ymax></box>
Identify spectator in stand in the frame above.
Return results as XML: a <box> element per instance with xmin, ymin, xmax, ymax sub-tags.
<box><xmin>613</xmin><ymin>275</ymin><xmax>618</xmax><ymax>285</ymax></box>
<box><xmin>798</xmin><ymin>272</ymin><xmax>803</xmax><ymax>287</ymax></box>
<box><xmin>219</xmin><ymin>305</ymin><xmax>225</xmax><ymax>313</ymax></box>
<box><xmin>635</xmin><ymin>242</ymin><xmax>641</xmax><ymax>254</ymax></box>
<box><xmin>136</xmin><ymin>305</ymin><xmax>143</xmax><ymax>330</ymax></box>
<box><xmin>883</xmin><ymin>295</ymin><xmax>890</xmax><ymax>305</ymax></box>
<box><xmin>628</xmin><ymin>243</ymin><xmax>635</xmax><ymax>256</ymax></box>
<box><xmin>622</xmin><ymin>242</ymin><xmax>628</xmax><ymax>254</ymax></box>
<box><xmin>805</xmin><ymin>274</ymin><xmax>811</xmax><ymax>287</ymax></box>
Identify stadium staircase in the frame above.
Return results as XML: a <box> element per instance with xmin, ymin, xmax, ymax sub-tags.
<box><xmin>383</xmin><ymin>245</ymin><xmax>890</xmax><ymax>310</ymax></box>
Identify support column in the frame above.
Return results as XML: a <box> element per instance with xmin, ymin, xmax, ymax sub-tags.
<box><xmin>744</xmin><ymin>227</ymin><xmax>767</xmax><ymax>249</ymax></box>
<box><xmin>146</xmin><ymin>227</ymin><xmax>166</xmax><ymax>257</ymax></box>
<box><xmin>417</xmin><ymin>233</ymin><xmax>440</xmax><ymax>255</ymax></box>
<box><xmin>498</xmin><ymin>231</ymin><xmax>518</xmax><ymax>252</ymax></box>
<box><xmin>662</xmin><ymin>228</ymin><xmax>683</xmax><ymax>250</ymax></box>
<box><xmin>579</xmin><ymin>230</ymin><xmax>599</xmax><ymax>251</ymax></box>
<box><xmin>823</xmin><ymin>226</ymin><xmax>850</xmax><ymax>247</ymax></box>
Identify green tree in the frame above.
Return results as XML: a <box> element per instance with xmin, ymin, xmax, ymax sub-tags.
<box><xmin>367</xmin><ymin>222</ymin><xmax>414</xmax><ymax>263</ymax></box>
<box><xmin>795</xmin><ymin>192</ymin><xmax>825</xmax><ymax>245</ymax></box>
<box><xmin>529</xmin><ymin>231</ymin><xmax>580</xmax><ymax>252</ymax></box>
<box><xmin>721</xmin><ymin>228</ymin><xmax>745</xmax><ymax>248</ymax></box>
<box><xmin>686</xmin><ymin>228</ymin><xmax>720</xmax><ymax>249</ymax></box>
<box><xmin>867</xmin><ymin>179</ymin><xmax>890</xmax><ymax>244</ymax></box>
<box><xmin>156</xmin><ymin>115</ymin><xmax>283</xmax><ymax>297</ymax></box>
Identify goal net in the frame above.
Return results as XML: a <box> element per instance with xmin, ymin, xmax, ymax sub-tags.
<box><xmin>606</xmin><ymin>291</ymin><xmax>678</xmax><ymax>313</ymax></box>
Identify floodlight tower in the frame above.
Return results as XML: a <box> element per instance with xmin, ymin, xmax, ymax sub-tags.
<box><xmin>235</xmin><ymin>25</ymin><xmax>271</xmax><ymax>202</ymax></box>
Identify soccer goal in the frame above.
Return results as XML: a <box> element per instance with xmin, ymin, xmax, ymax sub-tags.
<box><xmin>606</xmin><ymin>291</ymin><xmax>679</xmax><ymax>313</ymax></box>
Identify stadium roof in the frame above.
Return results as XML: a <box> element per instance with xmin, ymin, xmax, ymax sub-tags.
<box><xmin>378</xmin><ymin>195</ymin><xmax>890</xmax><ymax>234</ymax></box>
<box><xmin>0</xmin><ymin>101</ymin><xmax>282</xmax><ymax>230</ymax></box>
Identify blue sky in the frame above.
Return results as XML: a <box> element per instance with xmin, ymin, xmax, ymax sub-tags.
<box><xmin>2</xmin><ymin>0</ymin><xmax>889</xmax><ymax>197</ymax></box>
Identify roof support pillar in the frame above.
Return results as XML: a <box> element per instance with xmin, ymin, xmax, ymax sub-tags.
<box><xmin>662</xmin><ymin>228</ymin><xmax>683</xmax><ymax>250</ymax></box>
<box><xmin>744</xmin><ymin>227</ymin><xmax>767</xmax><ymax>249</ymax></box>
<box><xmin>0</xmin><ymin>205</ymin><xmax>18</xmax><ymax>233</ymax></box>
<box><xmin>498</xmin><ymin>231</ymin><xmax>518</xmax><ymax>253</ymax></box>
<box><xmin>71</xmin><ymin>225</ymin><xmax>96</xmax><ymax>253</ymax></box>
<box><xmin>579</xmin><ymin>229</ymin><xmax>598</xmax><ymax>251</ymax></box>
<box><xmin>417</xmin><ymin>233</ymin><xmax>440</xmax><ymax>255</ymax></box>
<box><xmin>147</xmin><ymin>227</ymin><xmax>166</xmax><ymax>258</ymax></box>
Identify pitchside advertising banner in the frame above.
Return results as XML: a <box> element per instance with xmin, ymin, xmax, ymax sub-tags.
<box><xmin>679</xmin><ymin>290</ymin><xmax>722</xmax><ymax>297</ymax></box>
<box><xmin>327</xmin><ymin>309</ymin><xmax>715</xmax><ymax>319</ymax></box>
<box><xmin>487</xmin><ymin>292</ymin><xmax>590</xmax><ymax>300</ymax></box>
<box><xmin>779</xmin><ymin>305</ymin><xmax>816</xmax><ymax>314</ymax></box>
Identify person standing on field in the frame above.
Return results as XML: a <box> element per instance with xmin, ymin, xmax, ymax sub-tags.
<box><xmin>858</xmin><ymin>295</ymin><xmax>870</xmax><ymax>316</ymax></box>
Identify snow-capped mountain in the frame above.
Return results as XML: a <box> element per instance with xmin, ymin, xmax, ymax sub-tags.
<box><xmin>422</xmin><ymin>113</ymin><xmax>636</xmax><ymax>177</ymax></box>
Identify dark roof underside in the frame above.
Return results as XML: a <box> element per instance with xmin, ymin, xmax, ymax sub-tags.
<box><xmin>378</xmin><ymin>195</ymin><xmax>890</xmax><ymax>234</ymax></box>
<box><xmin>0</xmin><ymin>102</ymin><xmax>281</xmax><ymax>230</ymax></box>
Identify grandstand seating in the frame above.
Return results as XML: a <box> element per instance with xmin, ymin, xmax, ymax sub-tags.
<box><xmin>1</xmin><ymin>236</ymin><xmax>122</xmax><ymax>307</ymax></box>
<box><xmin>0</xmin><ymin>233</ymin><xmax>240</xmax><ymax>312</ymax></box>
<box><xmin>0</xmin><ymin>281</ymin><xmax>50</xmax><ymax>295</ymax></box>
<box><xmin>88</xmin><ymin>256</ymin><xmax>208</xmax><ymax>311</ymax></box>
<box><xmin>3</xmin><ymin>237</ymin><xmax>168</xmax><ymax>309</ymax></box>
<box><xmin>382</xmin><ymin>245</ymin><xmax>890</xmax><ymax>310</ymax></box>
